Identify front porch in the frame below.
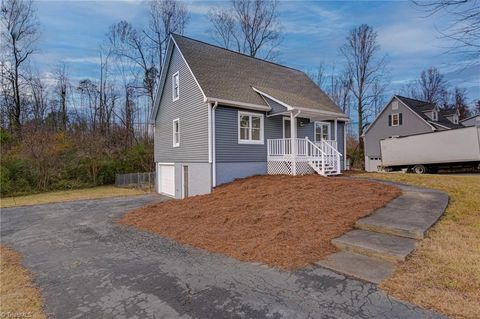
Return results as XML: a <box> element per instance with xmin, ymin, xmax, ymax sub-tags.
<box><xmin>266</xmin><ymin>109</ymin><xmax>345</xmax><ymax>176</ymax></box>
<box><xmin>267</xmin><ymin>137</ymin><xmax>341</xmax><ymax>176</ymax></box>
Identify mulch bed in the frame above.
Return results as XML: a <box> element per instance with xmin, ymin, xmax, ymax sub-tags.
<box><xmin>119</xmin><ymin>175</ymin><xmax>401</xmax><ymax>270</ymax></box>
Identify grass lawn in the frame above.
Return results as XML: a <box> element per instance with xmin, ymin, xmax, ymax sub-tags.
<box><xmin>0</xmin><ymin>246</ymin><xmax>46</xmax><ymax>319</ymax></box>
<box><xmin>0</xmin><ymin>186</ymin><xmax>151</xmax><ymax>208</ymax></box>
<box><xmin>120</xmin><ymin>175</ymin><xmax>400</xmax><ymax>270</ymax></box>
<box><xmin>359</xmin><ymin>173</ymin><xmax>480</xmax><ymax>319</ymax></box>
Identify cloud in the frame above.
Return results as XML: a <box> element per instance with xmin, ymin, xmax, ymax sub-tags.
<box><xmin>378</xmin><ymin>25</ymin><xmax>440</xmax><ymax>55</ymax></box>
<box><xmin>63</xmin><ymin>57</ymin><xmax>102</xmax><ymax>65</ymax></box>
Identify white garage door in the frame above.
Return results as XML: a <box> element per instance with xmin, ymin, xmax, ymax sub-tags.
<box><xmin>158</xmin><ymin>164</ymin><xmax>175</xmax><ymax>197</ymax></box>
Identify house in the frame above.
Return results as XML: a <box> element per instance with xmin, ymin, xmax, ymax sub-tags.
<box><xmin>151</xmin><ymin>34</ymin><xmax>349</xmax><ymax>198</ymax></box>
<box><xmin>460</xmin><ymin>114</ymin><xmax>480</xmax><ymax>127</ymax></box>
<box><xmin>363</xmin><ymin>95</ymin><xmax>465</xmax><ymax>172</ymax></box>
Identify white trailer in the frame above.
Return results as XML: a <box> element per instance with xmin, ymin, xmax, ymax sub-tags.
<box><xmin>380</xmin><ymin>126</ymin><xmax>480</xmax><ymax>174</ymax></box>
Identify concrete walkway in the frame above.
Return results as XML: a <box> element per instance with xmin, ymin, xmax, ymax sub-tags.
<box><xmin>0</xmin><ymin>194</ymin><xmax>443</xmax><ymax>318</ymax></box>
<box><xmin>318</xmin><ymin>180</ymin><xmax>448</xmax><ymax>284</ymax></box>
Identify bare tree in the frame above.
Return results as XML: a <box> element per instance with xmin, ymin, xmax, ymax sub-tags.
<box><xmin>147</xmin><ymin>0</ymin><xmax>189</xmax><ymax>72</ymax></box>
<box><xmin>340</xmin><ymin>24</ymin><xmax>386</xmax><ymax>146</ymax></box>
<box><xmin>0</xmin><ymin>0</ymin><xmax>39</xmax><ymax>136</ymax></box>
<box><xmin>452</xmin><ymin>87</ymin><xmax>471</xmax><ymax>119</ymax></box>
<box><xmin>405</xmin><ymin>67</ymin><xmax>447</xmax><ymax>104</ymax></box>
<box><xmin>208</xmin><ymin>0</ymin><xmax>282</xmax><ymax>60</ymax></box>
<box><xmin>417</xmin><ymin>67</ymin><xmax>447</xmax><ymax>104</ymax></box>
<box><xmin>414</xmin><ymin>0</ymin><xmax>480</xmax><ymax>57</ymax></box>
<box><xmin>309</xmin><ymin>62</ymin><xmax>327</xmax><ymax>90</ymax></box>
<box><xmin>52</xmin><ymin>64</ymin><xmax>70</xmax><ymax>131</ymax></box>
<box><xmin>26</xmin><ymin>71</ymin><xmax>48</xmax><ymax>124</ymax></box>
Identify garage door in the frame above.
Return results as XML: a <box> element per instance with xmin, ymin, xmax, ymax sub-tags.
<box><xmin>158</xmin><ymin>164</ymin><xmax>175</xmax><ymax>197</ymax></box>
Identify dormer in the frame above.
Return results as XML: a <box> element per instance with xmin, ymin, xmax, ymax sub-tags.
<box><xmin>441</xmin><ymin>108</ymin><xmax>460</xmax><ymax>125</ymax></box>
<box><xmin>424</xmin><ymin>105</ymin><xmax>440</xmax><ymax>121</ymax></box>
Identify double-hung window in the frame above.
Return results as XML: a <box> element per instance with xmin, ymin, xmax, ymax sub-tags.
<box><xmin>392</xmin><ymin>113</ymin><xmax>400</xmax><ymax>126</ymax></box>
<box><xmin>173</xmin><ymin>118</ymin><xmax>180</xmax><ymax>147</ymax></box>
<box><xmin>172</xmin><ymin>72</ymin><xmax>179</xmax><ymax>101</ymax></box>
<box><xmin>315</xmin><ymin>122</ymin><xmax>330</xmax><ymax>142</ymax></box>
<box><xmin>238</xmin><ymin>112</ymin><xmax>264</xmax><ymax>144</ymax></box>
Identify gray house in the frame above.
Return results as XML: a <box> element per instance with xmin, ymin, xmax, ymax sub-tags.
<box><xmin>151</xmin><ymin>34</ymin><xmax>349</xmax><ymax>198</ymax></box>
<box><xmin>461</xmin><ymin>114</ymin><xmax>480</xmax><ymax>127</ymax></box>
<box><xmin>364</xmin><ymin>95</ymin><xmax>464</xmax><ymax>172</ymax></box>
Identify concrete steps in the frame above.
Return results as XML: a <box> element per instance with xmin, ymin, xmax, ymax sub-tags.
<box><xmin>332</xmin><ymin>229</ymin><xmax>416</xmax><ymax>263</ymax></box>
<box><xmin>317</xmin><ymin>251</ymin><xmax>395</xmax><ymax>284</ymax></box>
<box><xmin>318</xmin><ymin>180</ymin><xmax>448</xmax><ymax>284</ymax></box>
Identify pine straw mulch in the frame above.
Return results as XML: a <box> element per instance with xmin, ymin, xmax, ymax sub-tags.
<box><xmin>119</xmin><ymin>175</ymin><xmax>401</xmax><ymax>270</ymax></box>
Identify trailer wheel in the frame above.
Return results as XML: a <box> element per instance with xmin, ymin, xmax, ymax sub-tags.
<box><xmin>413</xmin><ymin>165</ymin><xmax>427</xmax><ymax>174</ymax></box>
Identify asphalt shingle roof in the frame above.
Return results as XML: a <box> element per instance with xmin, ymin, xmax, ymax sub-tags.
<box><xmin>172</xmin><ymin>34</ymin><xmax>346</xmax><ymax>116</ymax></box>
<box><xmin>395</xmin><ymin>95</ymin><xmax>464</xmax><ymax>130</ymax></box>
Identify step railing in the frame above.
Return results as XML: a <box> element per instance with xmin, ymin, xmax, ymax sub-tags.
<box><xmin>267</xmin><ymin>137</ymin><xmax>340</xmax><ymax>175</ymax></box>
<box><xmin>316</xmin><ymin>139</ymin><xmax>342</xmax><ymax>174</ymax></box>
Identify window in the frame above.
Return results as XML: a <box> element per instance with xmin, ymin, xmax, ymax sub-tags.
<box><xmin>172</xmin><ymin>72</ymin><xmax>179</xmax><ymax>101</ymax></box>
<box><xmin>432</xmin><ymin>111</ymin><xmax>438</xmax><ymax>121</ymax></box>
<box><xmin>392</xmin><ymin>100</ymin><xmax>399</xmax><ymax>110</ymax></box>
<box><xmin>453</xmin><ymin>115</ymin><xmax>459</xmax><ymax>124</ymax></box>
<box><xmin>390</xmin><ymin>113</ymin><xmax>402</xmax><ymax>126</ymax></box>
<box><xmin>238</xmin><ymin>112</ymin><xmax>264</xmax><ymax>144</ymax></box>
<box><xmin>172</xmin><ymin>118</ymin><xmax>180</xmax><ymax>147</ymax></box>
<box><xmin>315</xmin><ymin>122</ymin><xmax>330</xmax><ymax>142</ymax></box>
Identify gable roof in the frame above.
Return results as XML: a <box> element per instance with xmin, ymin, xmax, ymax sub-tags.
<box><xmin>460</xmin><ymin>114</ymin><xmax>480</xmax><ymax>123</ymax></box>
<box><xmin>170</xmin><ymin>34</ymin><xmax>346</xmax><ymax>116</ymax></box>
<box><xmin>395</xmin><ymin>95</ymin><xmax>464</xmax><ymax>130</ymax></box>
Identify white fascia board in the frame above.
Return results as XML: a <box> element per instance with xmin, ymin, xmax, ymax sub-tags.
<box><xmin>206</xmin><ymin>97</ymin><xmax>271</xmax><ymax>111</ymax></box>
<box><xmin>251</xmin><ymin>87</ymin><xmax>293</xmax><ymax>111</ymax></box>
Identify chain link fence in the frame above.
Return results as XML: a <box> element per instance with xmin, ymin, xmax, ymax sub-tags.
<box><xmin>115</xmin><ymin>172</ymin><xmax>155</xmax><ymax>190</ymax></box>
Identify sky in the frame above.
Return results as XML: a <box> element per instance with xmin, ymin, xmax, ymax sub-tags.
<box><xmin>32</xmin><ymin>0</ymin><xmax>479</xmax><ymax>105</ymax></box>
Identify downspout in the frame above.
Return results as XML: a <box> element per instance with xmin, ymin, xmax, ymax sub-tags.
<box><xmin>212</xmin><ymin>101</ymin><xmax>218</xmax><ymax>187</ymax></box>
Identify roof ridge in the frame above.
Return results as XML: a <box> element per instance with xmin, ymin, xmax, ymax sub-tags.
<box><xmin>395</xmin><ymin>95</ymin><xmax>435</xmax><ymax>106</ymax></box>
<box><xmin>171</xmin><ymin>33</ymin><xmax>305</xmax><ymax>75</ymax></box>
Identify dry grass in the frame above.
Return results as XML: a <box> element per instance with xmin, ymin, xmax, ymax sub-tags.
<box><xmin>0</xmin><ymin>245</ymin><xmax>46</xmax><ymax>319</ymax></box>
<box><xmin>360</xmin><ymin>173</ymin><xmax>480</xmax><ymax>319</ymax></box>
<box><xmin>120</xmin><ymin>175</ymin><xmax>400</xmax><ymax>270</ymax></box>
<box><xmin>0</xmin><ymin>186</ymin><xmax>151</xmax><ymax>208</ymax></box>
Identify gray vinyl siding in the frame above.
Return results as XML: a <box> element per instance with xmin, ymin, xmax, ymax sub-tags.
<box><xmin>215</xmin><ymin>106</ymin><xmax>282</xmax><ymax>162</ymax></box>
<box><xmin>264</xmin><ymin>96</ymin><xmax>288</xmax><ymax>115</ymax></box>
<box><xmin>154</xmin><ymin>46</ymin><xmax>208</xmax><ymax>162</ymax></box>
<box><xmin>215</xmin><ymin>107</ymin><xmax>345</xmax><ymax>163</ymax></box>
<box><xmin>364</xmin><ymin>97</ymin><xmax>433</xmax><ymax>158</ymax></box>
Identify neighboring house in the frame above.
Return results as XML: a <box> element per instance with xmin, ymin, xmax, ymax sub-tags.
<box><xmin>363</xmin><ymin>95</ymin><xmax>465</xmax><ymax>172</ymax></box>
<box><xmin>461</xmin><ymin>114</ymin><xmax>480</xmax><ymax>127</ymax></box>
<box><xmin>152</xmin><ymin>34</ymin><xmax>349</xmax><ymax>198</ymax></box>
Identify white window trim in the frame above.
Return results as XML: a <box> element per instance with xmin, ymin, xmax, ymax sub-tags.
<box><xmin>172</xmin><ymin>118</ymin><xmax>180</xmax><ymax>147</ymax></box>
<box><xmin>314</xmin><ymin>121</ymin><xmax>331</xmax><ymax>142</ymax></box>
<box><xmin>392</xmin><ymin>113</ymin><xmax>400</xmax><ymax>126</ymax></box>
<box><xmin>172</xmin><ymin>72</ymin><xmax>179</xmax><ymax>102</ymax></box>
<box><xmin>432</xmin><ymin>111</ymin><xmax>438</xmax><ymax>121</ymax></box>
<box><xmin>238</xmin><ymin>111</ymin><xmax>264</xmax><ymax>145</ymax></box>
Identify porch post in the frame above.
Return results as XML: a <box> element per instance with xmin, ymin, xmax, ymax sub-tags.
<box><xmin>290</xmin><ymin>111</ymin><xmax>297</xmax><ymax>175</ymax></box>
<box><xmin>334</xmin><ymin>119</ymin><xmax>338</xmax><ymax>142</ymax></box>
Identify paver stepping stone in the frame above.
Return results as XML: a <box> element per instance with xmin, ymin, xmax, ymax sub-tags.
<box><xmin>332</xmin><ymin>229</ymin><xmax>416</xmax><ymax>263</ymax></box>
<box><xmin>317</xmin><ymin>251</ymin><xmax>395</xmax><ymax>284</ymax></box>
<box><xmin>356</xmin><ymin>206</ymin><xmax>441</xmax><ymax>239</ymax></box>
<box><xmin>321</xmin><ymin>179</ymin><xmax>448</xmax><ymax>284</ymax></box>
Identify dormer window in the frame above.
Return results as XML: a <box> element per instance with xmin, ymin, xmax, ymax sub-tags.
<box><xmin>453</xmin><ymin>114</ymin><xmax>459</xmax><ymax>124</ymax></box>
<box><xmin>432</xmin><ymin>111</ymin><xmax>438</xmax><ymax>121</ymax></box>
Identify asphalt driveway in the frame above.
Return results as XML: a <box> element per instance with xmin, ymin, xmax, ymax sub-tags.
<box><xmin>1</xmin><ymin>195</ymin><xmax>443</xmax><ymax>319</ymax></box>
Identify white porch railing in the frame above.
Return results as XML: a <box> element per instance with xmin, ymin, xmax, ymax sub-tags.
<box><xmin>267</xmin><ymin>137</ymin><xmax>342</xmax><ymax>176</ymax></box>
